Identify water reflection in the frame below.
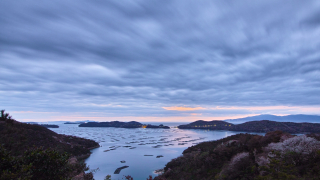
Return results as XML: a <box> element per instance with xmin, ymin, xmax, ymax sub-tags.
<box><xmin>51</xmin><ymin>124</ymin><xmax>264</xmax><ymax>180</ymax></box>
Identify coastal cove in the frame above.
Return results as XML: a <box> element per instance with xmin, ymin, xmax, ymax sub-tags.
<box><xmin>49</xmin><ymin>123</ymin><xmax>265</xmax><ymax>179</ymax></box>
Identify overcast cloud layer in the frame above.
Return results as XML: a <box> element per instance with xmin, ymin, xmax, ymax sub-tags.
<box><xmin>1</xmin><ymin>0</ymin><xmax>320</xmax><ymax>122</ymax></box>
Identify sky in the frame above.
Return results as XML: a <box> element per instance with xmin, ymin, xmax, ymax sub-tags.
<box><xmin>1</xmin><ymin>0</ymin><xmax>320</xmax><ymax>122</ymax></box>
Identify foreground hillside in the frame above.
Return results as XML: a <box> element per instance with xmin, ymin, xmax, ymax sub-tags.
<box><xmin>178</xmin><ymin>120</ymin><xmax>320</xmax><ymax>133</ymax></box>
<box><xmin>0</xmin><ymin>110</ymin><xmax>99</xmax><ymax>180</ymax></box>
<box><xmin>155</xmin><ymin>131</ymin><xmax>320</xmax><ymax>180</ymax></box>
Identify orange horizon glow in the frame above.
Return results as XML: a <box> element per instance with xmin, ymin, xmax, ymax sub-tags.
<box><xmin>190</xmin><ymin>113</ymin><xmax>202</xmax><ymax>116</ymax></box>
<box><xmin>8</xmin><ymin>105</ymin><xmax>320</xmax><ymax>123</ymax></box>
<box><xmin>162</xmin><ymin>106</ymin><xmax>206</xmax><ymax>111</ymax></box>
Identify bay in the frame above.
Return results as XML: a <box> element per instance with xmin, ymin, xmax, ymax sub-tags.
<box><xmin>50</xmin><ymin>123</ymin><xmax>264</xmax><ymax>180</ymax></box>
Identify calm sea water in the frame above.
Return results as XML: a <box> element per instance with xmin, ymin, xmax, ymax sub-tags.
<box><xmin>50</xmin><ymin>123</ymin><xmax>264</xmax><ymax>180</ymax></box>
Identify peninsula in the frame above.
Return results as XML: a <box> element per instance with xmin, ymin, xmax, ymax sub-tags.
<box><xmin>178</xmin><ymin>120</ymin><xmax>320</xmax><ymax>133</ymax></box>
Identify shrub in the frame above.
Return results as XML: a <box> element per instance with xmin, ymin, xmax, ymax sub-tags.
<box><xmin>266</xmin><ymin>135</ymin><xmax>320</xmax><ymax>156</ymax></box>
<box><xmin>0</xmin><ymin>145</ymin><xmax>73</xmax><ymax>180</ymax></box>
<box><xmin>22</xmin><ymin>147</ymin><xmax>72</xmax><ymax>180</ymax></box>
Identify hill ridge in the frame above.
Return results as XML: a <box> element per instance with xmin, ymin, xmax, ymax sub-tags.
<box><xmin>178</xmin><ymin>119</ymin><xmax>320</xmax><ymax>133</ymax></box>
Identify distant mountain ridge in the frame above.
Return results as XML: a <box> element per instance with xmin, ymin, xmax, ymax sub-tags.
<box><xmin>224</xmin><ymin>114</ymin><xmax>320</xmax><ymax>124</ymax></box>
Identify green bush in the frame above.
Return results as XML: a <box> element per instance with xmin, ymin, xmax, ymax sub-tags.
<box><xmin>0</xmin><ymin>145</ymin><xmax>73</xmax><ymax>180</ymax></box>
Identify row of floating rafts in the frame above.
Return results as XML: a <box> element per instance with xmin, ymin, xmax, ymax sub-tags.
<box><xmin>102</xmin><ymin>134</ymin><xmax>207</xmax><ymax>151</ymax></box>
<box><xmin>152</xmin><ymin>145</ymin><xmax>162</xmax><ymax>148</ymax></box>
<box><xmin>143</xmin><ymin>155</ymin><xmax>163</xmax><ymax>158</ymax></box>
<box><xmin>164</xmin><ymin>144</ymin><xmax>174</xmax><ymax>146</ymax></box>
<box><xmin>146</xmin><ymin>142</ymin><xmax>157</xmax><ymax>144</ymax></box>
<box><xmin>178</xmin><ymin>143</ymin><xmax>187</xmax><ymax>145</ymax></box>
<box><xmin>194</xmin><ymin>124</ymin><xmax>232</xmax><ymax>127</ymax></box>
<box><xmin>104</xmin><ymin>146</ymin><xmax>137</xmax><ymax>152</ymax></box>
<box><xmin>103</xmin><ymin>146</ymin><xmax>121</xmax><ymax>152</ymax></box>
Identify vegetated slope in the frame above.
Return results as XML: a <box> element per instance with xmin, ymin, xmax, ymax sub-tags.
<box><xmin>0</xmin><ymin>116</ymin><xmax>99</xmax><ymax>156</ymax></box>
<box><xmin>184</xmin><ymin>120</ymin><xmax>232</xmax><ymax>126</ymax></box>
<box><xmin>178</xmin><ymin>120</ymin><xmax>320</xmax><ymax>133</ymax></box>
<box><xmin>231</xmin><ymin>120</ymin><xmax>320</xmax><ymax>133</ymax></box>
<box><xmin>0</xmin><ymin>110</ymin><xmax>99</xmax><ymax>180</ymax></box>
<box><xmin>178</xmin><ymin>120</ymin><xmax>233</xmax><ymax>129</ymax></box>
<box><xmin>155</xmin><ymin>131</ymin><xmax>320</xmax><ymax>180</ymax></box>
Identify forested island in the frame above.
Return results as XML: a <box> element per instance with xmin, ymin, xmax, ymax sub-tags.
<box><xmin>178</xmin><ymin>120</ymin><xmax>320</xmax><ymax>133</ymax></box>
<box><xmin>0</xmin><ymin>110</ymin><xmax>99</xmax><ymax>180</ymax></box>
<box><xmin>145</xmin><ymin>124</ymin><xmax>170</xmax><ymax>129</ymax></box>
<box><xmin>79</xmin><ymin>121</ymin><xmax>170</xmax><ymax>129</ymax></box>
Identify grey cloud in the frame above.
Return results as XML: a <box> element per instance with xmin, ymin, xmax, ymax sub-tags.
<box><xmin>1</xmin><ymin>0</ymin><xmax>320</xmax><ymax>119</ymax></box>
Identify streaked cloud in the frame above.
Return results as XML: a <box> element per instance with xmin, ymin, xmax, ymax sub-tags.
<box><xmin>210</xmin><ymin>105</ymin><xmax>320</xmax><ymax>111</ymax></box>
<box><xmin>1</xmin><ymin>0</ymin><xmax>320</xmax><ymax>122</ymax></box>
<box><xmin>210</xmin><ymin>106</ymin><xmax>320</xmax><ymax>114</ymax></box>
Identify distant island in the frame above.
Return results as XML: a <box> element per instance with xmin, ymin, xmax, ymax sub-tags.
<box><xmin>38</xmin><ymin>124</ymin><xmax>59</xmax><ymax>128</ymax></box>
<box><xmin>64</xmin><ymin>120</ymin><xmax>96</xmax><ymax>124</ymax></box>
<box><xmin>178</xmin><ymin>120</ymin><xmax>320</xmax><ymax>133</ymax></box>
<box><xmin>79</xmin><ymin>121</ymin><xmax>170</xmax><ymax>129</ymax></box>
<box><xmin>64</xmin><ymin>122</ymin><xmax>81</xmax><ymax>124</ymax></box>
<box><xmin>144</xmin><ymin>124</ymin><xmax>170</xmax><ymax>129</ymax></box>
